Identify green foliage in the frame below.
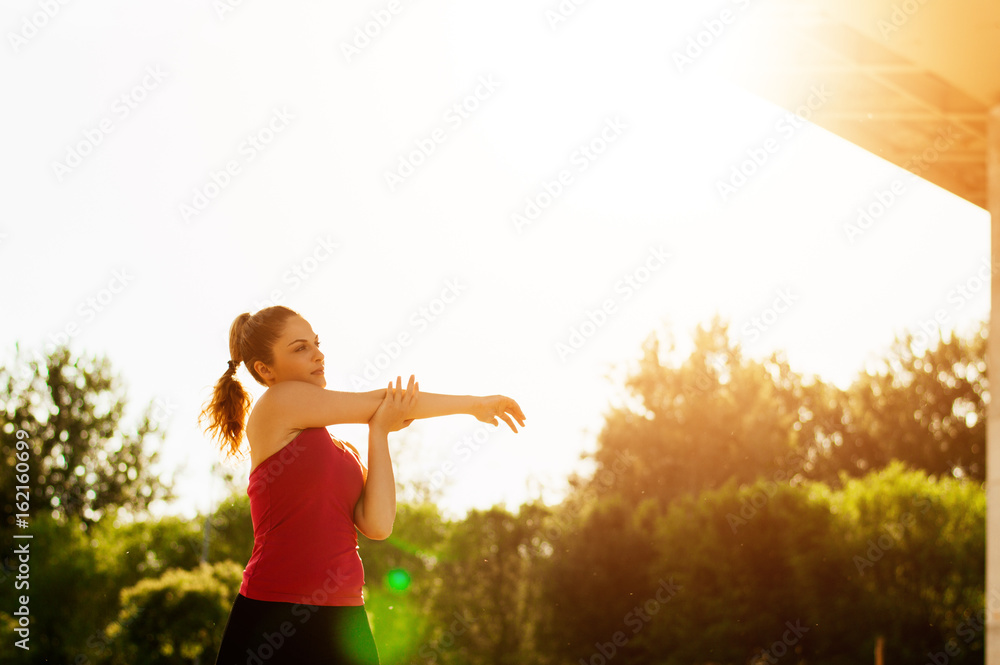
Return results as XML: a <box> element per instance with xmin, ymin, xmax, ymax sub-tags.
<box><xmin>0</xmin><ymin>316</ymin><xmax>985</xmax><ymax>664</ymax></box>
<box><xmin>422</xmin><ymin>503</ymin><xmax>549</xmax><ymax>665</ymax></box>
<box><xmin>643</xmin><ymin>478</ymin><xmax>859</xmax><ymax>664</ymax></box>
<box><xmin>0</xmin><ymin>345</ymin><xmax>173</xmax><ymax>532</ymax></box>
<box><xmin>536</xmin><ymin>494</ymin><xmax>663</xmax><ymax>664</ymax></box>
<box><xmin>203</xmin><ymin>491</ymin><xmax>254</xmax><ymax>566</ymax></box>
<box><xmin>0</xmin><ymin>511</ymin><xmax>120</xmax><ymax>665</ymax></box>
<box><xmin>817</xmin><ymin>324</ymin><xmax>987</xmax><ymax>482</ymax></box>
<box><xmin>587</xmin><ymin>318</ymin><xmax>986</xmax><ymax>513</ymax></box>
<box><xmin>588</xmin><ymin>317</ymin><xmax>815</xmax><ymax>507</ymax></box>
<box><xmin>831</xmin><ymin>461</ymin><xmax>985</xmax><ymax>663</ymax></box>
<box><xmin>539</xmin><ymin>317</ymin><xmax>986</xmax><ymax>664</ymax></box>
<box><xmin>358</xmin><ymin>501</ymin><xmax>447</xmax><ymax>664</ymax></box>
<box><xmin>103</xmin><ymin>560</ymin><xmax>243</xmax><ymax>665</ymax></box>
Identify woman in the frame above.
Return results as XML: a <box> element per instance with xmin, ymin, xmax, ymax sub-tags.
<box><xmin>201</xmin><ymin>305</ymin><xmax>526</xmax><ymax>664</ymax></box>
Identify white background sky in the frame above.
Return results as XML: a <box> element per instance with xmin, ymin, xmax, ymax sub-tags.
<box><xmin>1</xmin><ymin>0</ymin><xmax>989</xmax><ymax>521</ymax></box>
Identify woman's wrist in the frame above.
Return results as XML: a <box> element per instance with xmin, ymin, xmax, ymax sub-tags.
<box><xmin>466</xmin><ymin>395</ymin><xmax>483</xmax><ymax>417</ymax></box>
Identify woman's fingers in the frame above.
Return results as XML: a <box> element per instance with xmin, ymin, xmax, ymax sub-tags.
<box><xmin>507</xmin><ymin>398</ymin><xmax>526</xmax><ymax>426</ymax></box>
<box><xmin>513</xmin><ymin>399</ymin><xmax>525</xmax><ymax>422</ymax></box>
<box><xmin>387</xmin><ymin>375</ymin><xmax>418</xmax><ymax>407</ymax></box>
<box><xmin>498</xmin><ymin>412</ymin><xmax>517</xmax><ymax>433</ymax></box>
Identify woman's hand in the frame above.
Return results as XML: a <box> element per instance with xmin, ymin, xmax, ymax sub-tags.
<box><xmin>369</xmin><ymin>375</ymin><xmax>418</xmax><ymax>433</ymax></box>
<box><xmin>472</xmin><ymin>395</ymin><xmax>527</xmax><ymax>433</ymax></box>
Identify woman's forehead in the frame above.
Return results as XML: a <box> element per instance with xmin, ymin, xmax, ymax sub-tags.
<box><xmin>279</xmin><ymin>316</ymin><xmax>315</xmax><ymax>339</ymax></box>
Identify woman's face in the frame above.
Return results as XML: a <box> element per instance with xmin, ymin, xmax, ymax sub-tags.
<box><xmin>258</xmin><ymin>315</ymin><xmax>325</xmax><ymax>388</ymax></box>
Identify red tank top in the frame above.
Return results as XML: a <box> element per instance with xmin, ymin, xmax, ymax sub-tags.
<box><xmin>239</xmin><ymin>427</ymin><xmax>366</xmax><ymax>606</ymax></box>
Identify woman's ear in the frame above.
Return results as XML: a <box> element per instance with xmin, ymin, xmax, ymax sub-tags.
<box><xmin>254</xmin><ymin>359</ymin><xmax>275</xmax><ymax>384</ymax></box>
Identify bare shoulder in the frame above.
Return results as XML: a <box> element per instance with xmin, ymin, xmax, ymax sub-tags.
<box><xmin>246</xmin><ymin>388</ymin><xmax>302</xmax><ymax>468</ymax></box>
<box><xmin>257</xmin><ymin>380</ymin><xmax>315</xmax><ymax>405</ymax></box>
<box><xmin>250</xmin><ymin>381</ymin><xmax>315</xmax><ymax>426</ymax></box>
<box><xmin>249</xmin><ymin>380</ymin><xmax>381</xmax><ymax>430</ymax></box>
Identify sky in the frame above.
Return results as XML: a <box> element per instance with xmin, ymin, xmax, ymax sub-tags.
<box><xmin>1</xmin><ymin>0</ymin><xmax>989</xmax><ymax>522</ymax></box>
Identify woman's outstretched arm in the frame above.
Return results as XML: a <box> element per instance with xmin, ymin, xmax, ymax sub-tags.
<box><xmin>256</xmin><ymin>377</ymin><xmax>526</xmax><ymax>432</ymax></box>
<box><xmin>409</xmin><ymin>389</ymin><xmax>526</xmax><ymax>431</ymax></box>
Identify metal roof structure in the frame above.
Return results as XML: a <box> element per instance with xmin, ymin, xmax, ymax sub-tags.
<box><xmin>713</xmin><ymin>0</ymin><xmax>999</xmax><ymax>660</ymax></box>
<box><xmin>710</xmin><ymin>0</ymin><xmax>996</xmax><ymax>209</ymax></box>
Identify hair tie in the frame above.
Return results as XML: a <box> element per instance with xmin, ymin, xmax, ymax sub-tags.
<box><xmin>228</xmin><ymin>360</ymin><xmax>237</xmax><ymax>372</ymax></box>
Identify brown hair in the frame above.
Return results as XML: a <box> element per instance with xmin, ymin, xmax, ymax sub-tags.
<box><xmin>199</xmin><ymin>305</ymin><xmax>300</xmax><ymax>460</ymax></box>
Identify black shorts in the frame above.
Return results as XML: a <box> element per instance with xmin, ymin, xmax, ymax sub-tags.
<box><xmin>214</xmin><ymin>593</ymin><xmax>380</xmax><ymax>665</ymax></box>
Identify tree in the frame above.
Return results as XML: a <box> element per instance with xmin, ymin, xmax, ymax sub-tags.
<box><xmin>831</xmin><ymin>462</ymin><xmax>985</xmax><ymax>664</ymax></box>
<box><xmin>357</xmin><ymin>501</ymin><xmax>448</xmax><ymax>665</ymax></box>
<box><xmin>0</xmin><ymin>345</ymin><xmax>174</xmax><ymax>532</ymax></box>
<box><xmin>812</xmin><ymin>323</ymin><xmax>986</xmax><ymax>482</ymax></box>
<box><xmin>103</xmin><ymin>560</ymin><xmax>244</xmax><ymax>665</ymax></box>
<box><xmin>642</xmin><ymin>478</ymin><xmax>858</xmax><ymax>664</ymax></box>
<box><xmin>587</xmin><ymin>316</ymin><xmax>815</xmax><ymax>507</ymax></box>
<box><xmin>423</xmin><ymin>504</ymin><xmax>549</xmax><ymax>665</ymax></box>
<box><xmin>0</xmin><ymin>511</ymin><xmax>120</xmax><ymax>665</ymax></box>
<box><xmin>585</xmin><ymin>316</ymin><xmax>987</xmax><ymax>507</ymax></box>
<box><xmin>202</xmin><ymin>490</ymin><xmax>254</xmax><ymax>567</ymax></box>
<box><xmin>534</xmin><ymin>494</ymin><xmax>663</xmax><ymax>665</ymax></box>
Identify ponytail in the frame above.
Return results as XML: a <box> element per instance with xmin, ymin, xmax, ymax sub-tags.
<box><xmin>199</xmin><ymin>307</ymin><xmax>298</xmax><ymax>460</ymax></box>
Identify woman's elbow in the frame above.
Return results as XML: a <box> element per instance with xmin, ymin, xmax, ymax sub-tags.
<box><xmin>366</xmin><ymin>524</ymin><xmax>393</xmax><ymax>540</ymax></box>
<box><xmin>357</xmin><ymin>516</ymin><xmax>393</xmax><ymax>540</ymax></box>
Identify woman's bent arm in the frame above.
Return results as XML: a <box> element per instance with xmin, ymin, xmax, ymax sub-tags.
<box><xmin>353</xmin><ymin>425</ymin><xmax>395</xmax><ymax>540</ymax></box>
<box><xmin>353</xmin><ymin>376</ymin><xmax>417</xmax><ymax>540</ymax></box>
